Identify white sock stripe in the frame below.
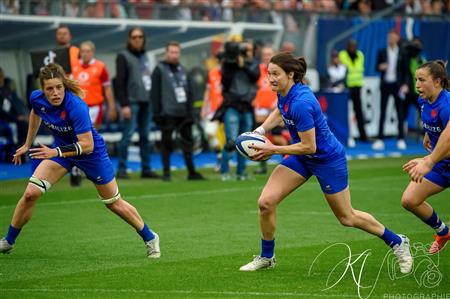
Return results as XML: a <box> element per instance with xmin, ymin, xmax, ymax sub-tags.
<box><xmin>436</xmin><ymin>222</ymin><xmax>446</xmax><ymax>233</ymax></box>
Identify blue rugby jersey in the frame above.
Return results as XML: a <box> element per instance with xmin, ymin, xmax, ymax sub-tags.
<box><xmin>277</xmin><ymin>83</ymin><xmax>344</xmax><ymax>162</ymax></box>
<box><xmin>29</xmin><ymin>90</ymin><xmax>106</xmax><ymax>156</ymax></box>
<box><xmin>418</xmin><ymin>89</ymin><xmax>450</xmax><ymax>164</ymax></box>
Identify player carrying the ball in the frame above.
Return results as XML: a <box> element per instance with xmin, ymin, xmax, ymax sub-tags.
<box><xmin>239</xmin><ymin>52</ymin><xmax>413</xmax><ymax>273</ymax></box>
<box><xmin>0</xmin><ymin>63</ymin><xmax>160</xmax><ymax>258</ymax></box>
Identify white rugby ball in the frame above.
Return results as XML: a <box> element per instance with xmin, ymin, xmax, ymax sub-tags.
<box><xmin>235</xmin><ymin>132</ymin><xmax>270</xmax><ymax>161</ymax></box>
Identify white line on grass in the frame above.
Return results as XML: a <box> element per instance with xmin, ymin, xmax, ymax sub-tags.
<box><xmin>0</xmin><ymin>288</ymin><xmax>362</xmax><ymax>298</ymax></box>
<box><xmin>0</xmin><ymin>186</ymin><xmax>264</xmax><ymax>209</ymax></box>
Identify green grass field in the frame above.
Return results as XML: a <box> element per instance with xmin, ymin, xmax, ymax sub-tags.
<box><xmin>0</xmin><ymin>157</ymin><xmax>449</xmax><ymax>299</ymax></box>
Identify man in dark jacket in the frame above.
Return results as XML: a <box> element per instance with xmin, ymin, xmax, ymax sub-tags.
<box><xmin>372</xmin><ymin>30</ymin><xmax>407</xmax><ymax>151</ymax></box>
<box><xmin>151</xmin><ymin>41</ymin><xmax>205</xmax><ymax>182</ymax></box>
<box><xmin>0</xmin><ymin>67</ymin><xmax>28</xmax><ymax>162</ymax></box>
<box><xmin>115</xmin><ymin>27</ymin><xmax>159</xmax><ymax>179</ymax></box>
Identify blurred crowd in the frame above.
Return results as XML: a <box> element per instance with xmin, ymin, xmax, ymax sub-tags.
<box><xmin>1</xmin><ymin>0</ymin><xmax>449</xmax><ymax>19</ymax></box>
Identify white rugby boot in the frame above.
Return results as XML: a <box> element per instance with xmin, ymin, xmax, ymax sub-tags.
<box><xmin>0</xmin><ymin>238</ymin><xmax>13</xmax><ymax>254</ymax></box>
<box><xmin>239</xmin><ymin>255</ymin><xmax>276</xmax><ymax>271</ymax></box>
<box><xmin>392</xmin><ymin>234</ymin><xmax>413</xmax><ymax>274</ymax></box>
<box><xmin>145</xmin><ymin>232</ymin><xmax>160</xmax><ymax>258</ymax></box>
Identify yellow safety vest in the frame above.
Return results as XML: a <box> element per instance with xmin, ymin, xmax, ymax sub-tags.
<box><xmin>338</xmin><ymin>50</ymin><xmax>364</xmax><ymax>88</ymax></box>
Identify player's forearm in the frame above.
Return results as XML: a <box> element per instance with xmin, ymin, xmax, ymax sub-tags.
<box><xmin>257</xmin><ymin>109</ymin><xmax>281</xmax><ymax>133</ymax></box>
<box><xmin>429</xmin><ymin>123</ymin><xmax>450</xmax><ymax>164</ymax></box>
<box><xmin>54</xmin><ymin>133</ymin><xmax>94</xmax><ymax>158</ymax></box>
<box><xmin>24</xmin><ymin>110</ymin><xmax>41</xmax><ymax>147</ymax></box>
<box><xmin>272</xmin><ymin>141</ymin><xmax>316</xmax><ymax>156</ymax></box>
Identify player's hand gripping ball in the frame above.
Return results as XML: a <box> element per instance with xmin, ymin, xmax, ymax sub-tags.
<box><xmin>235</xmin><ymin>132</ymin><xmax>271</xmax><ymax>161</ymax></box>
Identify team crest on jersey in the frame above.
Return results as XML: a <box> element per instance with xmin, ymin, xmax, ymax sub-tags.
<box><xmin>60</xmin><ymin>110</ymin><xmax>67</xmax><ymax>120</ymax></box>
<box><xmin>431</xmin><ymin>109</ymin><xmax>437</xmax><ymax>118</ymax></box>
<box><xmin>284</xmin><ymin>104</ymin><xmax>289</xmax><ymax>113</ymax></box>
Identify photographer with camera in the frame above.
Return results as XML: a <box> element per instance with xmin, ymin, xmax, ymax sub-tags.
<box><xmin>214</xmin><ymin>40</ymin><xmax>260</xmax><ymax>181</ymax></box>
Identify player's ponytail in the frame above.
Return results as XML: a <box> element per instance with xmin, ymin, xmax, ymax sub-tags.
<box><xmin>418</xmin><ymin>60</ymin><xmax>449</xmax><ymax>90</ymax></box>
<box><xmin>270</xmin><ymin>52</ymin><xmax>308</xmax><ymax>83</ymax></box>
<box><xmin>39</xmin><ymin>63</ymin><xmax>85</xmax><ymax>98</ymax></box>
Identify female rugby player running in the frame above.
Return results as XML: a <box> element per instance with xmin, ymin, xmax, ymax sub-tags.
<box><xmin>239</xmin><ymin>52</ymin><xmax>412</xmax><ymax>273</ymax></box>
<box><xmin>403</xmin><ymin>60</ymin><xmax>450</xmax><ymax>254</ymax></box>
<box><xmin>0</xmin><ymin>63</ymin><xmax>160</xmax><ymax>258</ymax></box>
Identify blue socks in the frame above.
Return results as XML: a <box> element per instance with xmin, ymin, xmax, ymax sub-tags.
<box><xmin>424</xmin><ymin>210</ymin><xmax>449</xmax><ymax>236</ymax></box>
<box><xmin>137</xmin><ymin>224</ymin><xmax>155</xmax><ymax>242</ymax></box>
<box><xmin>381</xmin><ymin>227</ymin><xmax>402</xmax><ymax>248</ymax></box>
<box><xmin>261</xmin><ymin>239</ymin><xmax>275</xmax><ymax>258</ymax></box>
<box><xmin>5</xmin><ymin>225</ymin><xmax>21</xmax><ymax>245</ymax></box>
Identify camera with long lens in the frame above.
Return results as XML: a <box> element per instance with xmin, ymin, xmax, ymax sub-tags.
<box><xmin>223</xmin><ymin>42</ymin><xmax>248</xmax><ymax>64</ymax></box>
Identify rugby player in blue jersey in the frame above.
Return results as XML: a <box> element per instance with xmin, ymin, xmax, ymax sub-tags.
<box><xmin>402</xmin><ymin>60</ymin><xmax>450</xmax><ymax>254</ymax></box>
<box><xmin>0</xmin><ymin>63</ymin><xmax>160</xmax><ymax>258</ymax></box>
<box><xmin>239</xmin><ymin>52</ymin><xmax>412</xmax><ymax>273</ymax></box>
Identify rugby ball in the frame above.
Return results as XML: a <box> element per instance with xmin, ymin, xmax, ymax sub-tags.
<box><xmin>235</xmin><ymin>132</ymin><xmax>270</xmax><ymax>161</ymax></box>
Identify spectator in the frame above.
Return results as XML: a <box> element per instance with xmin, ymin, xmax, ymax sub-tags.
<box><xmin>151</xmin><ymin>41</ymin><xmax>205</xmax><ymax>182</ymax></box>
<box><xmin>0</xmin><ymin>0</ymin><xmax>20</xmax><ymax>14</ymax></box>
<box><xmin>357</xmin><ymin>0</ymin><xmax>373</xmax><ymax>15</ymax></box>
<box><xmin>430</xmin><ymin>0</ymin><xmax>444</xmax><ymax>14</ymax></box>
<box><xmin>71</xmin><ymin>41</ymin><xmax>117</xmax><ymax>131</ymax></box>
<box><xmin>33</xmin><ymin>0</ymin><xmax>49</xmax><ymax>16</ymax></box>
<box><xmin>115</xmin><ymin>27</ymin><xmax>159</xmax><ymax>179</ymax></box>
<box><xmin>215</xmin><ymin>40</ymin><xmax>259</xmax><ymax>181</ymax></box>
<box><xmin>326</xmin><ymin>49</ymin><xmax>346</xmax><ymax>92</ymax></box>
<box><xmin>339</xmin><ymin>39</ymin><xmax>368</xmax><ymax>147</ymax></box>
<box><xmin>404</xmin><ymin>0</ymin><xmax>422</xmax><ymax>13</ymax></box>
<box><xmin>372</xmin><ymin>30</ymin><xmax>407</xmax><ymax>151</ymax></box>
<box><xmin>55</xmin><ymin>24</ymin><xmax>80</xmax><ymax>70</ymax></box>
<box><xmin>0</xmin><ymin>67</ymin><xmax>28</xmax><ymax>160</ymax></box>
<box><xmin>280</xmin><ymin>41</ymin><xmax>296</xmax><ymax>54</ymax></box>
<box><xmin>201</xmin><ymin>54</ymin><xmax>224</xmax><ymax>171</ymax></box>
<box><xmin>64</xmin><ymin>0</ymin><xmax>79</xmax><ymax>17</ymax></box>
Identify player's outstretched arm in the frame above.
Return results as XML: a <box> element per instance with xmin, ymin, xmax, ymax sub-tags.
<box><xmin>30</xmin><ymin>131</ymin><xmax>95</xmax><ymax>159</ymax></box>
<box><xmin>12</xmin><ymin>109</ymin><xmax>41</xmax><ymax>165</ymax></box>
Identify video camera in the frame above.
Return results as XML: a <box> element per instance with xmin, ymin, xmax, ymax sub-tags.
<box><xmin>223</xmin><ymin>41</ymin><xmax>249</xmax><ymax>64</ymax></box>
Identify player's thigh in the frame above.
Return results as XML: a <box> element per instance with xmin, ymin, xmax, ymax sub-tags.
<box><xmin>32</xmin><ymin>159</ymin><xmax>69</xmax><ymax>185</ymax></box>
<box><xmin>403</xmin><ymin>179</ymin><xmax>444</xmax><ymax>205</ymax></box>
<box><xmin>260</xmin><ymin>164</ymin><xmax>307</xmax><ymax>206</ymax></box>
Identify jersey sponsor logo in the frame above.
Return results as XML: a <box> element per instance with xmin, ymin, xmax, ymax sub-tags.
<box><xmin>422</xmin><ymin>121</ymin><xmax>442</xmax><ymax>133</ymax></box>
<box><xmin>43</xmin><ymin>120</ymin><xmax>73</xmax><ymax>132</ymax></box>
<box><xmin>281</xmin><ymin>115</ymin><xmax>295</xmax><ymax>126</ymax></box>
